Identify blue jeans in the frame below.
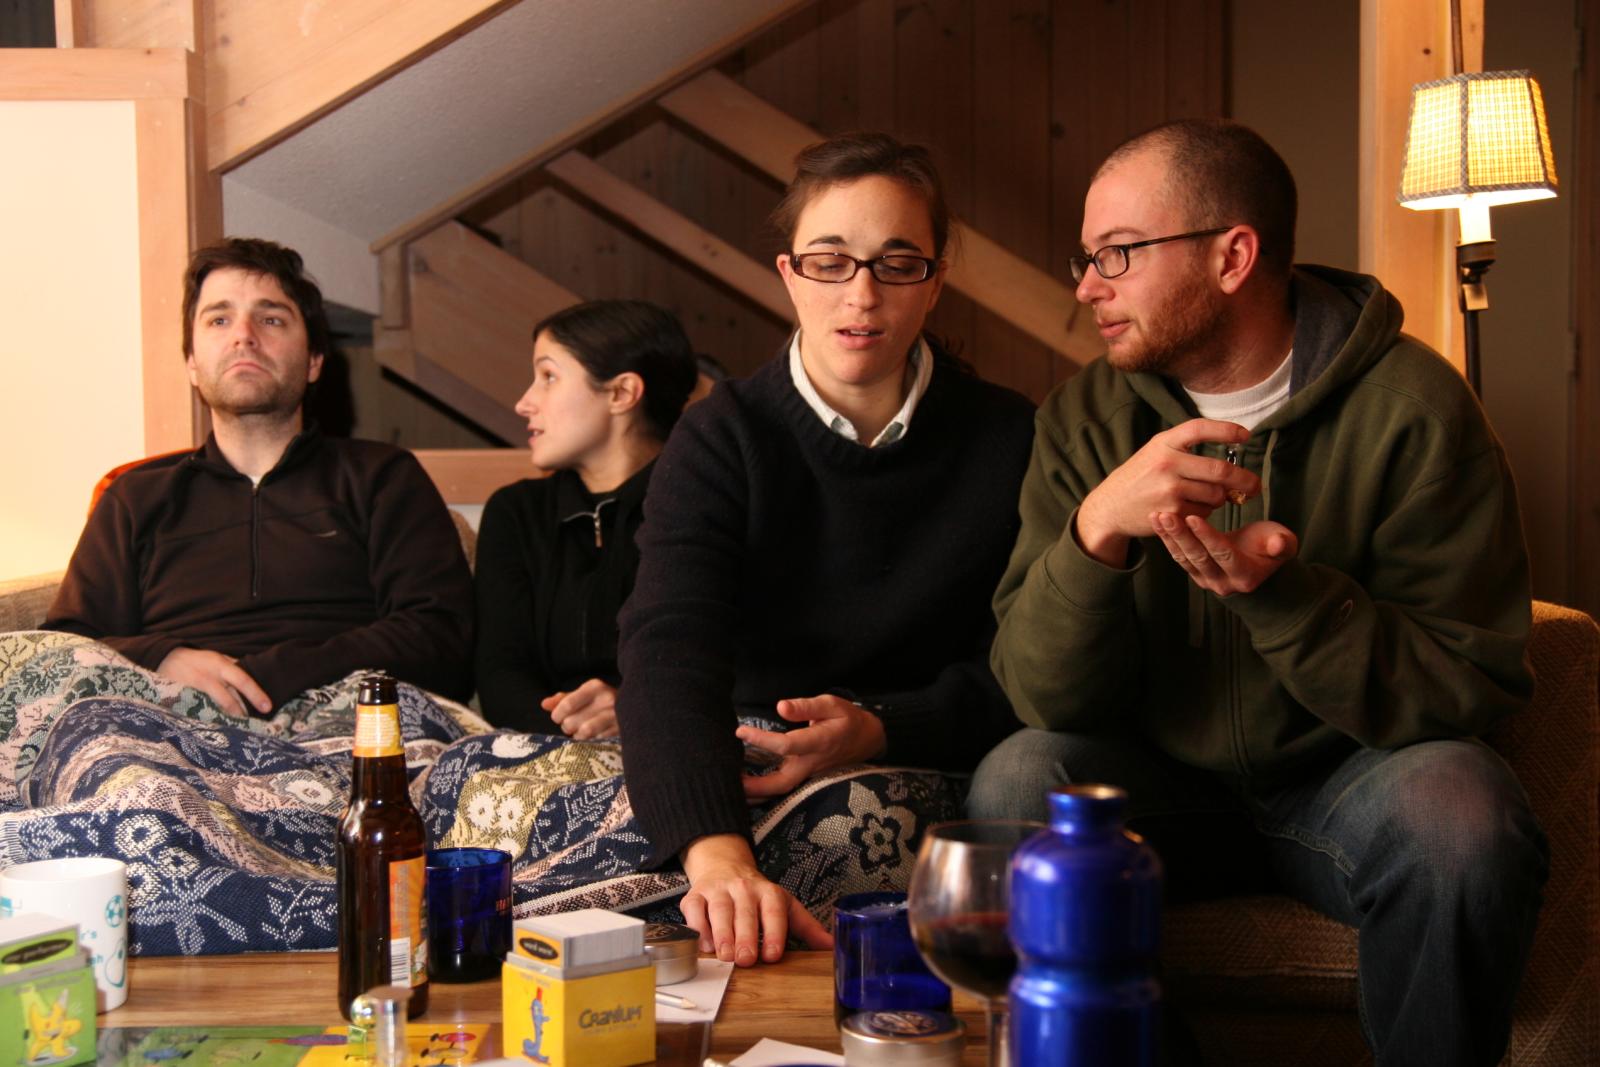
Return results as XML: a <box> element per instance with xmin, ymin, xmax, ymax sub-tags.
<box><xmin>968</xmin><ymin>730</ymin><xmax>1549</xmax><ymax>1067</ymax></box>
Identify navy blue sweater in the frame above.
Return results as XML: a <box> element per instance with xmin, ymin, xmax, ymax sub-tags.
<box><xmin>617</xmin><ymin>343</ymin><xmax>1035</xmax><ymax>866</ymax></box>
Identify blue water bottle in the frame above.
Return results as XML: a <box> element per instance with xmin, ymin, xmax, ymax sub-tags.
<box><xmin>1008</xmin><ymin>784</ymin><xmax>1163</xmax><ymax>1066</ymax></box>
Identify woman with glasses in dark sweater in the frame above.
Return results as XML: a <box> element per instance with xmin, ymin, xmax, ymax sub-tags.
<box><xmin>474</xmin><ymin>300</ymin><xmax>698</xmax><ymax>736</ymax></box>
<box><xmin>616</xmin><ymin>133</ymin><xmax>1035</xmax><ymax>966</ymax></box>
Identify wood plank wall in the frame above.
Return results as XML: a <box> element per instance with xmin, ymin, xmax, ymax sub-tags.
<box><xmin>461</xmin><ymin>0</ymin><xmax>1225</xmax><ymax>405</ymax></box>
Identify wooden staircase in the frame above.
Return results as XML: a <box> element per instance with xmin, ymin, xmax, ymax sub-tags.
<box><xmin>373</xmin><ymin>68</ymin><xmax>1115</xmax><ymax>442</ymax></box>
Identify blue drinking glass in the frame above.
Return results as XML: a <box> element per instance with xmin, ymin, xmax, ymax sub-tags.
<box><xmin>833</xmin><ymin>891</ymin><xmax>952</xmax><ymax>1025</ymax></box>
<box><xmin>426</xmin><ymin>847</ymin><xmax>513</xmax><ymax>983</ymax></box>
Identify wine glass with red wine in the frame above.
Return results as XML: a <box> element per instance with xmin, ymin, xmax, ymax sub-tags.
<box><xmin>907</xmin><ymin>820</ymin><xmax>1045</xmax><ymax>1067</ymax></box>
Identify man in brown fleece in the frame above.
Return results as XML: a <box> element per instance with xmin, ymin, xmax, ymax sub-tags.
<box><xmin>43</xmin><ymin>238</ymin><xmax>472</xmax><ymax>715</ymax></box>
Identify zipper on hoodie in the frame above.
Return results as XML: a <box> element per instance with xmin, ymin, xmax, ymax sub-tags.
<box><xmin>561</xmin><ymin>497</ymin><xmax>615</xmax><ymax>549</ymax></box>
<box><xmin>250</xmin><ymin>484</ymin><xmax>261</xmax><ymax>599</ymax></box>
<box><xmin>1223</xmin><ymin>443</ymin><xmax>1252</xmax><ymax>776</ymax></box>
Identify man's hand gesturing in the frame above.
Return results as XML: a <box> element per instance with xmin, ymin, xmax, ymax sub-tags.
<box><xmin>1075</xmin><ymin>418</ymin><xmax>1261</xmax><ymax>567</ymax></box>
<box><xmin>1155</xmin><ymin>513</ymin><xmax>1298</xmax><ymax>597</ymax></box>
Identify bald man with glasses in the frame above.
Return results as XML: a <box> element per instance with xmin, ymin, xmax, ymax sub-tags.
<box><xmin>970</xmin><ymin>119</ymin><xmax>1545</xmax><ymax>1066</ymax></box>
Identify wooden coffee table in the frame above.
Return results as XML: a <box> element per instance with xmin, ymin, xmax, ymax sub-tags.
<box><xmin>106</xmin><ymin>950</ymin><xmax>993</xmax><ymax>1064</ymax></box>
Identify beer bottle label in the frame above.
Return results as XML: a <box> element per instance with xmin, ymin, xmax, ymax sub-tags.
<box><xmin>353</xmin><ymin>702</ymin><xmax>403</xmax><ymax>757</ymax></box>
<box><xmin>387</xmin><ymin>855</ymin><xmax>427</xmax><ymax>987</ymax></box>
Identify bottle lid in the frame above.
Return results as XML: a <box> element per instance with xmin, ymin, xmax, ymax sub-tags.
<box><xmin>645</xmin><ymin>921</ymin><xmax>699</xmax><ymax>985</ymax></box>
<box><xmin>1046</xmin><ymin>782</ymin><xmax>1128</xmax><ymax>833</ymax></box>
<box><xmin>840</xmin><ymin>1010</ymin><xmax>965</xmax><ymax>1065</ymax></box>
<box><xmin>358</xmin><ymin>671</ymin><xmax>398</xmax><ymax>705</ymax></box>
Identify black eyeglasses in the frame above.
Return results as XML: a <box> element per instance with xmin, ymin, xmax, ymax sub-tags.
<box><xmin>1069</xmin><ymin>227</ymin><xmax>1233</xmax><ymax>283</ymax></box>
<box><xmin>787</xmin><ymin>252</ymin><xmax>939</xmax><ymax>285</ymax></box>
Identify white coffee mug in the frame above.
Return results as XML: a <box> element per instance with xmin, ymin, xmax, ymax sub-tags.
<box><xmin>0</xmin><ymin>856</ymin><xmax>129</xmax><ymax>1011</ymax></box>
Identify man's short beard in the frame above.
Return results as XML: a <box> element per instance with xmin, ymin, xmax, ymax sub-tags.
<box><xmin>198</xmin><ymin>378</ymin><xmax>305</xmax><ymax>420</ymax></box>
<box><xmin>1108</xmin><ymin>267</ymin><xmax>1227</xmax><ymax>380</ymax></box>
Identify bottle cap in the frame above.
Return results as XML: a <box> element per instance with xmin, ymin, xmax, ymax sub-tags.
<box><xmin>839</xmin><ymin>1009</ymin><xmax>965</xmax><ymax>1065</ymax></box>
<box><xmin>645</xmin><ymin>921</ymin><xmax>699</xmax><ymax>985</ymax></box>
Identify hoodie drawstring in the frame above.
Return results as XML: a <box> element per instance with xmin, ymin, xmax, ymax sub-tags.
<box><xmin>1184</xmin><ymin>432</ymin><xmax>1279</xmax><ymax>648</ymax></box>
<box><xmin>1261</xmin><ymin>428</ymin><xmax>1279</xmax><ymax>523</ymax></box>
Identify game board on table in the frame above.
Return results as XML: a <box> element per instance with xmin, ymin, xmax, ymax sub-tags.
<box><xmin>95</xmin><ymin>1024</ymin><xmax>496</xmax><ymax>1066</ymax></box>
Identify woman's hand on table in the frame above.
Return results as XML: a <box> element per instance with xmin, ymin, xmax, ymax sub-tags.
<box><xmin>681</xmin><ymin>834</ymin><xmax>833</xmax><ymax>966</ymax></box>
<box><xmin>542</xmin><ymin>678</ymin><xmax>620</xmax><ymax>739</ymax></box>
<box><xmin>737</xmin><ymin>694</ymin><xmax>888</xmax><ymax>799</ymax></box>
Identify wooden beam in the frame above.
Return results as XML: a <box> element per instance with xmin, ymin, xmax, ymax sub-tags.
<box><xmin>136</xmin><ymin>96</ymin><xmax>201</xmax><ymax>453</ymax></box>
<box><xmin>950</xmin><ymin>229</ymin><xmax>1100</xmax><ymax>366</ymax></box>
<box><xmin>369</xmin><ymin>0</ymin><xmax>816</xmax><ymax>254</ymax></box>
<box><xmin>544</xmin><ymin>151</ymin><xmax>792</xmax><ymax>320</ymax></box>
<box><xmin>405</xmin><ymin>349</ymin><xmax>528</xmax><ymax>444</ymax></box>
<box><xmin>383</xmin><ymin>222</ymin><xmax>580</xmax><ymax>441</ymax></box>
<box><xmin>1357</xmin><ymin>0</ymin><xmax>1482</xmax><ymax>370</ymax></box>
<box><xmin>0</xmin><ymin>47</ymin><xmax>192</xmax><ymax>99</ymax></box>
<box><xmin>379</xmin><ymin>244</ymin><xmax>409</xmax><ymax>331</ymax></box>
<box><xmin>373</xmin><ymin>324</ymin><xmax>417</xmax><ymax>380</ymax></box>
<box><xmin>66</xmin><ymin>0</ymin><xmax>203</xmax><ymax>51</ymax></box>
<box><xmin>659</xmin><ymin>70</ymin><xmax>807</xmax><ymax>182</ymax></box>
<box><xmin>412</xmin><ymin>449</ymin><xmax>538</xmax><ymax>505</ymax></box>
<box><xmin>657</xmin><ymin>70</ymin><xmax>1100</xmax><ymax>364</ymax></box>
<box><xmin>374</xmin><ymin>324</ymin><xmax>525</xmax><ymax>442</ymax></box>
<box><xmin>206</xmin><ymin>0</ymin><xmax>517</xmax><ymax>172</ymax></box>
<box><xmin>407</xmin><ymin>222</ymin><xmax>579</xmax><ymax>402</ymax></box>
<box><xmin>53</xmin><ymin>0</ymin><xmax>88</xmax><ymax>47</ymax></box>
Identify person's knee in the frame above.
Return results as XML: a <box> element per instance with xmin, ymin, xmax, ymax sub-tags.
<box><xmin>965</xmin><ymin>729</ymin><xmax>1077</xmax><ymax>821</ymax></box>
<box><xmin>1374</xmin><ymin>743</ymin><xmax>1548</xmax><ymax>904</ymax></box>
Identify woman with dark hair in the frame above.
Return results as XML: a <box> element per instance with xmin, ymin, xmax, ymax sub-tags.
<box><xmin>616</xmin><ymin>133</ymin><xmax>1036</xmax><ymax>963</ymax></box>
<box><xmin>474</xmin><ymin>299</ymin><xmax>698</xmax><ymax>735</ymax></box>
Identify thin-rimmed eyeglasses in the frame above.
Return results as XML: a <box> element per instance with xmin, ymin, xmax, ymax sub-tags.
<box><xmin>787</xmin><ymin>252</ymin><xmax>939</xmax><ymax>285</ymax></box>
<box><xmin>1069</xmin><ymin>227</ymin><xmax>1233</xmax><ymax>283</ymax></box>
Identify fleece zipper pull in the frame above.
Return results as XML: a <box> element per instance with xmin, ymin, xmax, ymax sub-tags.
<box><xmin>562</xmin><ymin>497</ymin><xmax>616</xmax><ymax>549</ymax></box>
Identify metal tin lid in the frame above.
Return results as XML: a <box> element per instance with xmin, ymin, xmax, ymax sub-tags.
<box><xmin>840</xmin><ymin>1010</ymin><xmax>965</xmax><ymax>1065</ymax></box>
<box><xmin>645</xmin><ymin>921</ymin><xmax>699</xmax><ymax>986</ymax></box>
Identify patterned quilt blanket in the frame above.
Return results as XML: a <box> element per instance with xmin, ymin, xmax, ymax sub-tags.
<box><xmin>0</xmin><ymin>632</ymin><xmax>966</xmax><ymax>955</ymax></box>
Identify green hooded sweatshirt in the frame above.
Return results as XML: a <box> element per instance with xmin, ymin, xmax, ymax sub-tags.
<box><xmin>990</xmin><ymin>265</ymin><xmax>1533</xmax><ymax>781</ymax></box>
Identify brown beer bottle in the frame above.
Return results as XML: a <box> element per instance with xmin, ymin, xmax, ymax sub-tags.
<box><xmin>337</xmin><ymin>672</ymin><xmax>429</xmax><ymax>1019</ymax></box>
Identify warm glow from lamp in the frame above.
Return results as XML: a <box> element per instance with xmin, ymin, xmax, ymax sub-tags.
<box><xmin>1398</xmin><ymin>71</ymin><xmax>1558</xmax><ymax>214</ymax></box>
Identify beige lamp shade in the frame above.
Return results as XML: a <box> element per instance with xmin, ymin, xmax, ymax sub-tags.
<box><xmin>1398</xmin><ymin>70</ymin><xmax>1558</xmax><ymax>211</ymax></box>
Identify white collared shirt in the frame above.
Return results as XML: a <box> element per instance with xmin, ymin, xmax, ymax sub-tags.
<box><xmin>787</xmin><ymin>331</ymin><xmax>933</xmax><ymax>447</ymax></box>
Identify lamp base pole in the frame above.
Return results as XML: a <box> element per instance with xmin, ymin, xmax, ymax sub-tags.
<box><xmin>1456</xmin><ymin>240</ymin><xmax>1496</xmax><ymax>397</ymax></box>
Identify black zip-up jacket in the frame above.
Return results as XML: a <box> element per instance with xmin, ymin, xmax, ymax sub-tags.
<box><xmin>473</xmin><ymin>463</ymin><xmax>653</xmax><ymax>732</ymax></box>
<box><xmin>44</xmin><ymin>429</ymin><xmax>473</xmax><ymax>707</ymax></box>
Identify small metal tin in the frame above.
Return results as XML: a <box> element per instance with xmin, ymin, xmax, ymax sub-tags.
<box><xmin>840</xmin><ymin>1009</ymin><xmax>965</xmax><ymax>1066</ymax></box>
<box><xmin>645</xmin><ymin>920</ymin><xmax>699</xmax><ymax>985</ymax></box>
